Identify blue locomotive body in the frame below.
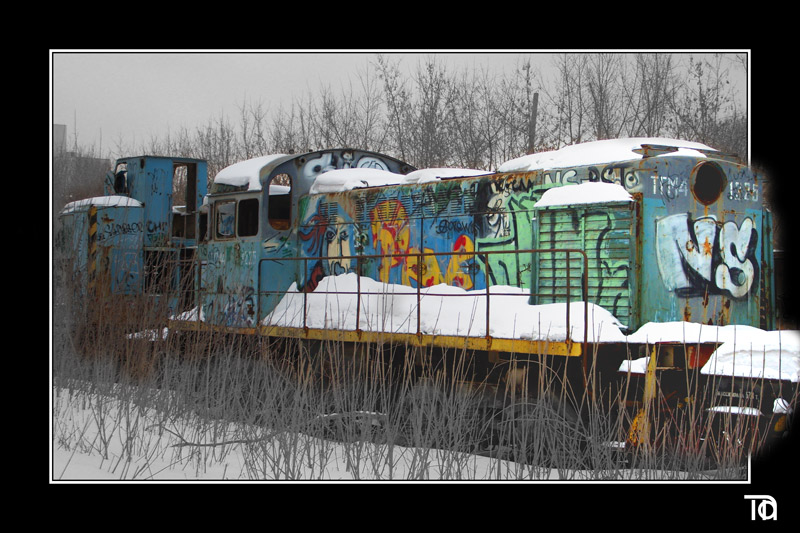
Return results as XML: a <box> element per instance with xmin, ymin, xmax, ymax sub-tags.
<box><xmin>191</xmin><ymin>140</ymin><xmax>772</xmax><ymax>336</ymax></box>
<box><xmin>57</xmin><ymin>140</ymin><xmax>774</xmax><ymax>336</ymax></box>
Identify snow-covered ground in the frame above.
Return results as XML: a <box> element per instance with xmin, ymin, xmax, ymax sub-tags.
<box><xmin>50</xmin><ymin>404</ymin><xmax>575</xmax><ymax>481</ymax></box>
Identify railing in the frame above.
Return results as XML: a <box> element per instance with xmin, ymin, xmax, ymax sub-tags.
<box><xmin>256</xmin><ymin>248</ymin><xmax>589</xmax><ymax>353</ymax></box>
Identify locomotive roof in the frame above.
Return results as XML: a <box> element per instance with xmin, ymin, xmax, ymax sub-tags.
<box><xmin>208</xmin><ymin>138</ymin><xmax>733</xmax><ymax>197</ymax></box>
<box><xmin>498</xmin><ymin>137</ymin><xmax>723</xmax><ymax>173</ymax></box>
<box><xmin>309</xmin><ymin>167</ymin><xmax>492</xmax><ymax>194</ymax></box>
<box><xmin>60</xmin><ymin>195</ymin><xmax>143</xmax><ymax>214</ymax></box>
<box><xmin>213</xmin><ymin>153</ymin><xmax>292</xmax><ymax>192</ymax></box>
<box><xmin>534</xmin><ymin>181</ymin><xmax>633</xmax><ymax>208</ymax></box>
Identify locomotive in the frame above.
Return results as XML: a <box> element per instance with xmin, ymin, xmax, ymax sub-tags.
<box><xmin>56</xmin><ymin>138</ymin><xmax>795</xmax><ymax>453</ymax></box>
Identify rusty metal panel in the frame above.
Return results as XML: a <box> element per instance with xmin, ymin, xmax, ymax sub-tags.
<box><xmin>113</xmin><ymin>156</ymin><xmax>208</xmax><ymax>248</ymax></box>
<box><xmin>644</xmin><ymin>157</ymin><xmax>766</xmax><ymax>328</ymax></box>
<box><xmin>57</xmin><ymin>199</ymin><xmax>144</xmax><ymax>297</ymax></box>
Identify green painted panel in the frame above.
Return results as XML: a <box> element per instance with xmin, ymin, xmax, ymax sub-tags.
<box><xmin>535</xmin><ymin>202</ymin><xmax>634</xmax><ymax>327</ymax></box>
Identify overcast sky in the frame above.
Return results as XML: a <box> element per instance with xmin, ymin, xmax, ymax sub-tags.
<box><xmin>50</xmin><ymin>50</ymin><xmax>748</xmax><ymax>160</ymax></box>
<box><xmin>51</xmin><ymin>50</ymin><xmax>546</xmax><ymax>157</ymax></box>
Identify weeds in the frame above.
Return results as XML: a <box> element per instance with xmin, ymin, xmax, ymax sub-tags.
<box><xmin>52</xmin><ymin>254</ymin><xmax>794</xmax><ymax>480</ymax></box>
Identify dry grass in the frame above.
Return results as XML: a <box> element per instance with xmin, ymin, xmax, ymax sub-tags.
<box><xmin>51</xmin><ymin>257</ymin><xmax>790</xmax><ymax>480</ymax></box>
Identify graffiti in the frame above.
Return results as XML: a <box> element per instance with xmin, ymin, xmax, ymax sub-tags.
<box><xmin>588</xmin><ymin>164</ymin><xmax>643</xmax><ymax>192</ymax></box>
<box><xmin>656</xmin><ymin>213</ymin><xmax>758</xmax><ymax>299</ymax></box>
<box><xmin>728</xmin><ymin>180</ymin><xmax>759</xmax><ymax>202</ymax></box>
<box><xmin>98</xmin><ymin>221</ymin><xmax>143</xmax><ymax>242</ymax></box>
<box><xmin>406</xmin><ymin>247</ymin><xmax>443</xmax><ymax>287</ymax></box>
<box><xmin>540</xmin><ymin>163</ymin><xmax>645</xmax><ymax>194</ymax></box>
<box><xmin>445</xmin><ymin>235</ymin><xmax>480</xmax><ymax>290</ymax></box>
<box><xmin>301</xmin><ymin>152</ymin><xmax>390</xmax><ymax>182</ymax></box>
<box><xmin>402</xmin><ymin>236</ymin><xmax>482</xmax><ymax>289</ymax></box>
<box><xmin>112</xmin><ymin>250</ymin><xmax>141</xmax><ymax>294</ymax></box>
<box><xmin>369</xmin><ymin>200</ymin><xmax>411</xmax><ymax>285</ymax></box>
<box><xmin>471</xmin><ymin>178</ymin><xmax>537</xmax><ymax>286</ymax></box>
<box><xmin>543</xmin><ymin>168</ymin><xmax>579</xmax><ymax>186</ymax></box>
<box><xmin>435</xmin><ymin>218</ymin><xmax>477</xmax><ymax>235</ymax></box>
<box><xmin>220</xmin><ymin>286</ymin><xmax>256</xmax><ymax>327</ymax></box>
<box><xmin>650</xmin><ymin>175</ymin><xmax>689</xmax><ymax>201</ymax></box>
<box><xmin>537</xmin><ymin>206</ymin><xmax>632</xmax><ymax>322</ymax></box>
<box><xmin>299</xmin><ymin>208</ymin><xmax>358</xmax><ymax>291</ymax></box>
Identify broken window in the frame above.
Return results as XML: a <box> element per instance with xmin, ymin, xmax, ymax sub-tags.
<box><xmin>238</xmin><ymin>198</ymin><xmax>259</xmax><ymax>237</ymax></box>
<box><xmin>268</xmin><ymin>174</ymin><xmax>291</xmax><ymax>230</ymax></box>
<box><xmin>215</xmin><ymin>201</ymin><xmax>236</xmax><ymax>239</ymax></box>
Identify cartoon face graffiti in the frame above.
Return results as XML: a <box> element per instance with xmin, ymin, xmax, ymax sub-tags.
<box><xmin>300</xmin><ymin>210</ymin><xmax>355</xmax><ymax>291</ymax></box>
<box><xmin>324</xmin><ymin>218</ymin><xmax>352</xmax><ymax>276</ymax></box>
<box><xmin>656</xmin><ymin>213</ymin><xmax>758</xmax><ymax>299</ymax></box>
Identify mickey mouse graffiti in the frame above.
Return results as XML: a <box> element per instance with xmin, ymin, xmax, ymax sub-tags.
<box><xmin>656</xmin><ymin>213</ymin><xmax>758</xmax><ymax>299</ymax></box>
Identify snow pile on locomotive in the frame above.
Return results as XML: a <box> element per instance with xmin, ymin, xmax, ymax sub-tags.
<box><xmin>262</xmin><ymin>273</ymin><xmax>627</xmax><ymax>343</ymax></box>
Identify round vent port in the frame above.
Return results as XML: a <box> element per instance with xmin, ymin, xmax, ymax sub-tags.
<box><xmin>692</xmin><ymin>161</ymin><xmax>727</xmax><ymax>205</ymax></box>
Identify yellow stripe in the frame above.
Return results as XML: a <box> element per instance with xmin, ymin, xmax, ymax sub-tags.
<box><xmin>168</xmin><ymin>319</ymin><xmax>582</xmax><ymax>357</ymax></box>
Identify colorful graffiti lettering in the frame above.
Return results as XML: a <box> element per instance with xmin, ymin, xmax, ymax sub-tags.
<box><xmin>656</xmin><ymin>213</ymin><xmax>758</xmax><ymax>299</ymax></box>
<box><xmin>370</xmin><ymin>200</ymin><xmax>411</xmax><ymax>284</ymax></box>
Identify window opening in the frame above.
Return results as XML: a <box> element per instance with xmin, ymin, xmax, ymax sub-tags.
<box><xmin>238</xmin><ymin>198</ymin><xmax>259</xmax><ymax>237</ymax></box>
<box><xmin>268</xmin><ymin>173</ymin><xmax>292</xmax><ymax>230</ymax></box>
<box><xmin>215</xmin><ymin>201</ymin><xmax>236</xmax><ymax>239</ymax></box>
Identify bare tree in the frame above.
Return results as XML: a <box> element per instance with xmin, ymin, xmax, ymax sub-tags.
<box><xmin>549</xmin><ymin>53</ymin><xmax>590</xmax><ymax>147</ymax></box>
<box><xmin>670</xmin><ymin>54</ymin><xmax>738</xmax><ymax>151</ymax></box>
<box><xmin>353</xmin><ymin>63</ymin><xmax>389</xmax><ymax>153</ymax></box>
<box><xmin>447</xmin><ymin>66</ymin><xmax>494</xmax><ymax>169</ymax></box>
<box><xmin>586</xmin><ymin>53</ymin><xmax>627</xmax><ymax>140</ymax></box>
<box><xmin>77</xmin><ymin>51</ymin><xmax>749</xmax><ymax>185</ymax></box>
<box><xmin>498</xmin><ymin>57</ymin><xmax>545</xmax><ymax>159</ymax></box>
<box><xmin>375</xmin><ymin>54</ymin><xmax>412</xmax><ymax>163</ymax></box>
<box><xmin>624</xmin><ymin>53</ymin><xmax>677</xmax><ymax>137</ymax></box>
<box><xmin>237</xmin><ymin>97</ymin><xmax>270</xmax><ymax>159</ymax></box>
<box><xmin>409</xmin><ymin>56</ymin><xmax>455</xmax><ymax>168</ymax></box>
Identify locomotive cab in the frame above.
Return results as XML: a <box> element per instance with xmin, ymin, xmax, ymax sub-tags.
<box><xmin>197</xmin><ymin>149</ymin><xmax>416</xmax><ymax>328</ymax></box>
<box><xmin>58</xmin><ymin>155</ymin><xmax>208</xmax><ymax>319</ymax></box>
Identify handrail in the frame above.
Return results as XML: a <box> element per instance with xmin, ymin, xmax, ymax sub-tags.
<box><xmin>255</xmin><ymin>248</ymin><xmax>589</xmax><ymax>354</ymax></box>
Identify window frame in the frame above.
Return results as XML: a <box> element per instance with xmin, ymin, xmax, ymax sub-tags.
<box><xmin>212</xmin><ymin>196</ymin><xmax>261</xmax><ymax>241</ymax></box>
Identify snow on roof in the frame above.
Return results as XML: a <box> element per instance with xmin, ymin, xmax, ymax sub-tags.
<box><xmin>620</xmin><ymin>322</ymin><xmax>800</xmax><ymax>383</ymax></box>
<box><xmin>60</xmin><ymin>195</ymin><xmax>143</xmax><ymax>214</ymax></box>
<box><xmin>213</xmin><ymin>154</ymin><xmax>288</xmax><ymax>191</ymax></box>
<box><xmin>309</xmin><ymin>168</ymin><xmax>406</xmax><ymax>194</ymax></box>
<box><xmin>498</xmin><ymin>138</ymin><xmax>716</xmax><ymax>173</ymax></box>
<box><xmin>534</xmin><ymin>182</ymin><xmax>633</xmax><ymax>208</ymax></box>
<box><xmin>309</xmin><ymin>167</ymin><xmax>492</xmax><ymax>194</ymax></box>
<box><xmin>263</xmin><ymin>273</ymin><xmax>627</xmax><ymax>343</ymax></box>
<box><xmin>401</xmin><ymin>167</ymin><xmax>492</xmax><ymax>184</ymax></box>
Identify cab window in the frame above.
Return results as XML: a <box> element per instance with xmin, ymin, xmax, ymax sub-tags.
<box><xmin>268</xmin><ymin>174</ymin><xmax>291</xmax><ymax>230</ymax></box>
<box><xmin>215</xmin><ymin>201</ymin><xmax>235</xmax><ymax>239</ymax></box>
